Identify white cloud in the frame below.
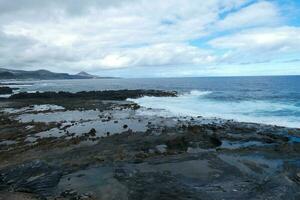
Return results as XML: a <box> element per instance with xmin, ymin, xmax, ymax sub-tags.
<box><xmin>3</xmin><ymin>22</ymin><xmax>79</xmax><ymax>46</ymax></box>
<box><xmin>216</xmin><ymin>1</ymin><xmax>281</xmax><ymax>30</ymax></box>
<box><xmin>66</xmin><ymin>43</ymin><xmax>215</xmax><ymax>71</ymax></box>
<box><xmin>1</xmin><ymin>0</ymin><xmax>246</xmax><ymax>71</ymax></box>
<box><xmin>99</xmin><ymin>54</ymin><xmax>132</xmax><ymax>68</ymax></box>
<box><xmin>209</xmin><ymin>26</ymin><xmax>300</xmax><ymax>51</ymax></box>
<box><xmin>0</xmin><ymin>0</ymin><xmax>299</xmax><ymax>76</ymax></box>
<box><xmin>209</xmin><ymin>26</ymin><xmax>300</xmax><ymax>64</ymax></box>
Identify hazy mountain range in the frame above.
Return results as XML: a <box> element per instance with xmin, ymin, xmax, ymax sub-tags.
<box><xmin>0</xmin><ymin>68</ymin><xmax>116</xmax><ymax>80</ymax></box>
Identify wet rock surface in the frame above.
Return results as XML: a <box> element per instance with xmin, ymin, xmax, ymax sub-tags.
<box><xmin>0</xmin><ymin>87</ymin><xmax>12</xmax><ymax>95</ymax></box>
<box><xmin>115</xmin><ymin>170</ymin><xmax>205</xmax><ymax>200</ymax></box>
<box><xmin>0</xmin><ymin>91</ymin><xmax>300</xmax><ymax>199</ymax></box>
<box><xmin>0</xmin><ymin>160</ymin><xmax>62</xmax><ymax>197</ymax></box>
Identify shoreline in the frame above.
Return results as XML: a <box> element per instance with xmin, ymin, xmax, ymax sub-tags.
<box><xmin>0</xmin><ymin>90</ymin><xmax>300</xmax><ymax>199</ymax></box>
<box><xmin>1</xmin><ymin>88</ymin><xmax>299</xmax><ymax>129</ymax></box>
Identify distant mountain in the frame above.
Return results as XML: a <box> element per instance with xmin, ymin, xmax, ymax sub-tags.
<box><xmin>76</xmin><ymin>71</ymin><xmax>99</xmax><ymax>79</ymax></box>
<box><xmin>0</xmin><ymin>68</ymin><xmax>116</xmax><ymax>80</ymax></box>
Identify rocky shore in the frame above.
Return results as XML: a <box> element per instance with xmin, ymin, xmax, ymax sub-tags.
<box><xmin>9</xmin><ymin>90</ymin><xmax>177</xmax><ymax>100</ymax></box>
<box><xmin>0</xmin><ymin>86</ymin><xmax>13</xmax><ymax>95</ymax></box>
<box><xmin>0</xmin><ymin>90</ymin><xmax>300</xmax><ymax>200</ymax></box>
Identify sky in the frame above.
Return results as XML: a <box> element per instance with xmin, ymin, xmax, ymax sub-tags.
<box><xmin>0</xmin><ymin>0</ymin><xmax>299</xmax><ymax>77</ymax></box>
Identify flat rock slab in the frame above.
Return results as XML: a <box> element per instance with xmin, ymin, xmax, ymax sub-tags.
<box><xmin>0</xmin><ymin>160</ymin><xmax>62</xmax><ymax>197</ymax></box>
<box><xmin>0</xmin><ymin>192</ymin><xmax>39</xmax><ymax>200</ymax></box>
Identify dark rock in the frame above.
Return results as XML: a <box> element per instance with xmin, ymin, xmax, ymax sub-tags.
<box><xmin>166</xmin><ymin>137</ymin><xmax>188</xmax><ymax>152</ymax></box>
<box><xmin>9</xmin><ymin>90</ymin><xmax>177</xmax><ymax>100</ymax></box>
<box><xmin>60</xmin><ymin>189</ymin><xmax>78</xmax><ymax>198</ymax></box>
<box><xmin>209</xmin><ymin>136</ymin><xmax>222</xmax><ymax>147</ymax></box>
<box><xmin>114</xmin><ymin>168</ymin><xmax>132</xmax><ymax>179</ymax></box>
<box><xmin>123</xmin><ymin>124</ymin><xmax>128</xmax><ymax>129</ymax></box>
<box><xmin>0</xmin><ymin>160</ymin><xmax>62</xmax><ymax>197</ymax></box>
<box><xmin>261</xmin><ymin>132</ymin><xmax>289</xmax><ymax>143</ymax></box>
<box><xmin>0</xmin><ymin>87</ymin><xmax>13</xmax><ymax>95</ymax></box>
<box><xmin>115</xmin><ymin>170</ymin><xmax>204</xmax><ymax>200</ymax></box>
<box><xmin>88</xmin><ymin>128</ymin><xmax>96</xmax><ymax>136</ymax></box>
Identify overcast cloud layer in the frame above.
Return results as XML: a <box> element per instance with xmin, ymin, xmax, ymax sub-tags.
<box><xmin>0</xmin><ymin>0</ymin><xmax>299</xmax><ymax>77</ymax></box>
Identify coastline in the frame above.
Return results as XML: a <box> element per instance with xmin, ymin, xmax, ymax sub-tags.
<box><xmin>2</xmin><ymin>77</ymin><xmax>299</xmax><ymax>129</ymax></box>
<box><xmin>0</xmin><ymin>90</ymin><xmax>300</xmax><ymax>199</ymax></box>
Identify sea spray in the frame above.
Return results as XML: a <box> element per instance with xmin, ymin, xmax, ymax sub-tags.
<box><xmin>132</xmin><ymin>90</ymin><xmax>300</xmax><ymax>128</ymax></box>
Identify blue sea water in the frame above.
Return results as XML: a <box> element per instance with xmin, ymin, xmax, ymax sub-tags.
<box><xmin>2</xmin><ymin>76</ymin><xmax>300</xmax><ymax>128</ymax></box>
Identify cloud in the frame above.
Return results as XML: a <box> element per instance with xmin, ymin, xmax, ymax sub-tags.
<box><xmin>0</xmin><ymin>0</ymin><xmax>299</xmax><ymax>76</ymax></box>
<box><xmin>62</xmin><ymin>43</ymin><xmax>216</xmax><ymax>71</ymax></box>
<box><xmin>208</xmin><ymin>26</ymin><xmax>300</xmax><ymax>64</ymax></box>
<box><xmin>210</xmin><ymin>26</ymin><xmax>300</xmax><ymax>50</ymax></box>
<box><xmin>0</xmin><ymin>0</ymin><xmax>244</xmax><ymax>70</ymax></box>
<box><xmin>216</xmin><ymin>1</ymin><xmax>281</xmax><ymax>30</ymax></box>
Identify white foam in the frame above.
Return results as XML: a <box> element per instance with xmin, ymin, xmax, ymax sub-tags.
<box><xmin>0</xmin><ymin>94</ymin><xmax>11</xmax><ymax>98</ymax></box>
<box><xmin>4</xmin><ymin>104</ymin><xmax>65</xmax><ymax>114</ymax></box>
<box><xmin>131</xmin><ymin>90</ymin><xmax>300</xmax><ymax>128</ymax></box>
<box><xmin>189</xmin><ymin>90</ymin><xmax>212</xmax><ymax>96</ymax></box>
<box><xmin>1</xmin><ymin>84</ymin><xmax>33</xmax><ymax>87</ymax></box>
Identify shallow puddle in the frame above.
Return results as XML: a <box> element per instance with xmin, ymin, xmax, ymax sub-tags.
<box><xmin>3</xmin><ymin>104</ymin><xmax>65</xmax><ymax>114</ymax></box>
<box><xmin>0</xmin><ymin>140</ymin><xmax>16</xmax><ymax>146</ymax></box>
<box><xmin>219</xmin><ymin>140</ymin><xmax>270</xmax><ymax>149</ymax></box>
<box><xmin>68</xmin><ymin>118</ymin><xmax>148</xmax><ymax>137</ymax></box>
<box><xmin>17</xmin><ymin>110</ymin><xmax>101</xmax><ymax>123</ymax></box>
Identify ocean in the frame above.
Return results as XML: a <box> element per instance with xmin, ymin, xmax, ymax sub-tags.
<box><xmin>2</xmin><ymin>76</ymin><xmax>300</xmax><ymax>128</ymax></box>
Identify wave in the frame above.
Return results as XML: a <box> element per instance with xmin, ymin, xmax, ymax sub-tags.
<box><xmin>131</xmin><ymin>90</ymin><xmax>300</xmax><ymax>128</ymax></box>
<box><xmin>188</xmin><ymin>90</ymin><xmax>212</xmax><ymax>96</ymax></box>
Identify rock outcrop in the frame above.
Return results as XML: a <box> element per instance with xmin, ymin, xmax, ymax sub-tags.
<box><xmin>9</xmin><ymin>90</ymin><xmax>177</xmax><ymax>100</ymax></box>
<box><xmin>0</xmin><ymin>87</ymin><xmax>13</xmax><ymax>95</ymax></box>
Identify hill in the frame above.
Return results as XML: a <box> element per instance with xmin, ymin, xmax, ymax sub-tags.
<box><xmin>0</xmin><ymin>68</ymin><xmax>115</xmax><ymax>80</ymax></box>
